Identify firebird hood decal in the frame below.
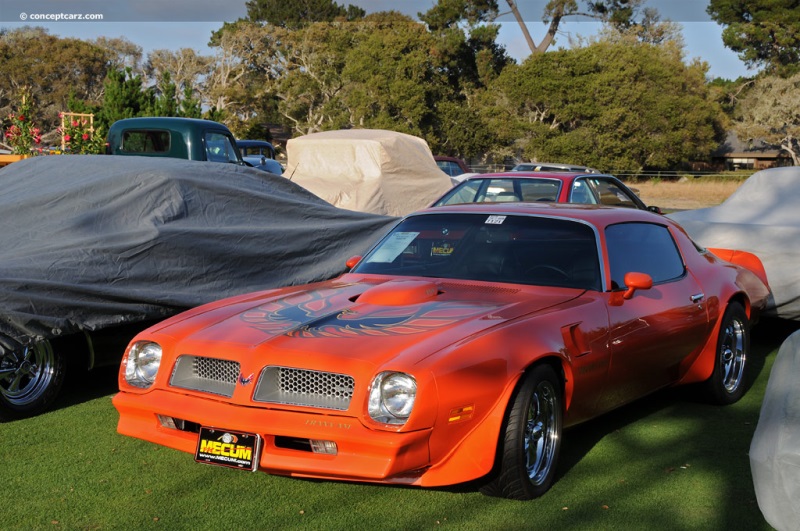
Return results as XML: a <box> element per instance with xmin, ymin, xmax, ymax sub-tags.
<box><xmin>241</xmin><ymin>288</ymin><xmax>493</xmax><ymax>338</ymax></box>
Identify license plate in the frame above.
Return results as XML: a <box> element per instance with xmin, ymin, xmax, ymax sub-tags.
<box><xmin>195</xmin><ymin>427</ymin><xmax>261</xmax><ymax>471</ymax></box>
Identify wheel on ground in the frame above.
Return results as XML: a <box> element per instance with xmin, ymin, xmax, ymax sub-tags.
<box><xmin>483</xmin><ymin>364</ymin><xmax>563</xmax><ymax>500</ymax></box>
<box><xmin>0</xmin><ymin>339</ymin><xmax>66</xmax><ymax>421</ymax></box>
<box><xmin>704</xmin><ymin>301</ymin><xmax>749</xmax><ymax>405</ymax></box>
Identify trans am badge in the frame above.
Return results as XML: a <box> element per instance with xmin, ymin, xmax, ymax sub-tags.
<box><xmin>238</xmin><ymin>372</ymin><xmax>254</xmax><ymax>386</ymax></box>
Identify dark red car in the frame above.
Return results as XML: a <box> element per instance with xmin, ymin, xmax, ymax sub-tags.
<box><xmin>433</xmin><ymin>171</ymin><xmax>660</xmax><ymax>213</ymax></box>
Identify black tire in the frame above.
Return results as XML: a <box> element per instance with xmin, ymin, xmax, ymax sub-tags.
<box><xmin>483</xmin><ymin>364</ymin><xmax>563</xmax><ymax>500</ymax></box>
<box><xmin>704</xmin><ymin>302</ymin><xmax>749</xmax><ymax>405</ymax></box>
<box><xmin>0</xmin><ymin>339</ymin><xmax>66</xmax><ymax>421</ymax></box>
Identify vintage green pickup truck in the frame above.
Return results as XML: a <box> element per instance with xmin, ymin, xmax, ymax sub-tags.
<box><xmin>106</xmin><ymin>117</ymin><xmax>245</xmax><ymax>164</ymax></box>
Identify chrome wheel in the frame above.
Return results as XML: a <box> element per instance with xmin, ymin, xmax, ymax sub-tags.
<box><xmin>524</xmin><ymin>379</ymin><xmax>560</xmax><ymax>486</ymax></box>
<box><xmin>0</xmin><ymin>341</ymin><xmax>57</xmax><ymax>406</ymax></box>
<box><xmin>704</xmin><ymin>302</ymin><xmax>750</xmax><ymax>405</ymax></box>
<box><xmin>483</xmin><ymin>364</ymin><xmax>563</xmax><ymax>499</ymax></box>
<box><xmin>719</xmin><ymin>316</ymin><xmax>746</xmax><ymax>394</ymax></box>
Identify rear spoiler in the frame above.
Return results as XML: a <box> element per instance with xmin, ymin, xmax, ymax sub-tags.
<box><xmin>707</xmin><ymin>248</ymin><xmax>770</xmax><ymax>288</ymax></box>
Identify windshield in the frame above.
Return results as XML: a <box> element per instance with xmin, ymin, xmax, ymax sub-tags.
<box><xmin>433</xmin><ymin>178</ymin><xmax>562</xmax><ymax>206</ymax></box>
<box><xmin>354</xmin><ymin>213</ymin><xmax>601</xmax><ymax>290</ymax></box>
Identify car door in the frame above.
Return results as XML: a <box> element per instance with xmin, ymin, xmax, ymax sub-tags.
<box><xmin>598</xmin><ymin>222</ymin><xmax>710</xmax><ymax>411</ymax></box>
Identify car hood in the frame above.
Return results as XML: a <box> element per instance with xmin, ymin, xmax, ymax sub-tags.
<box><xmin>150</xmin><ymin>276</ymin><xmax>583</xmax><ymax>368</ymax></box>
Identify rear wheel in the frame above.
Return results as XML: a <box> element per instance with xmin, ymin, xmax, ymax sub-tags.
<box><xmin>704</xmin><ymin>302</ymin><xmax>749</xmax><ymax>405</ymax></box>
<box><xmin>483</xmin><ymin>364</ymin><xmax>563</xmax><ymax>500</ymax></box>
<box><xmin>0</xmin><ymin>340</ymin><xmax>66</xmax><ymax>421</ymax></box>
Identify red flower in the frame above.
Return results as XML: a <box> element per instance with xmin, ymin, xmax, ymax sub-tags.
<box><xmin>64</xmin><ymin>134</ymin><xmax>72</xmax><ymax>142</ymax></box>
<box><xmin>71</xmin><ymin>120</ymin><xmax>79</xmax><ymax>127</ymax></box>
<box><xmin>18</xmin><ymin>115</ymin><xmax>25</xmax><ymax>121</ymax></box>
<box><xmin>82</xmin><ymin>133</ymin><xmax>89</xmax><ymax>141</ymax></box>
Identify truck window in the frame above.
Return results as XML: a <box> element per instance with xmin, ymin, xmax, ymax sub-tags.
<box><xmin>121</xmin><ymin>130</ymin><xmax>170</xmax><ymax>153</ymax></box>
<box><xmin>205</xmin><ymin>132</ymin><xmax>239</xmax><ymax>163</ymax></box>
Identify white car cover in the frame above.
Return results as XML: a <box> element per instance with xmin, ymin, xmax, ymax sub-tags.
<box><xmin>284</xmin><ymin>129</ymin><xmax>453</xmax><ymax>217</ymax></box>
<box><xmin>750</xmin><ymin>330</ymin><xmax>800</xmax><ymax>531</ymax></box>
<box><xmin>669</xmin><ymin>167</ymin><xmax>800</xmax><ymax>320</ymax></box>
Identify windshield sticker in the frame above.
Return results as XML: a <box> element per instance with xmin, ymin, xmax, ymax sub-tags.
<box><xmin>431</xmin><ymin>241</ymin><xmax>455</xmax><ymax>257</ymax></box>
<box><xmin>368</xmin><ymin>232</ymin><xmax>419</xmax><ymax>263</ymax></box>
<box><xmin>485</xmin><ymin>215</ymin><xmax>506</xmax><ymax>225</ymax></box>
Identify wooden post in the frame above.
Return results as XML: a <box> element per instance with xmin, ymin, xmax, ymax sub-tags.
<box><xmin>60</xmin><ymin>112</ymin><xmax>95</xmax><ymax>151</ymax></box>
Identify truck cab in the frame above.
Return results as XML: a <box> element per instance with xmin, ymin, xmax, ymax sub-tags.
<box><xmin>106</xmin><ymin>117</ymin><xmax>245</xmax><ymax>165</ymax></box>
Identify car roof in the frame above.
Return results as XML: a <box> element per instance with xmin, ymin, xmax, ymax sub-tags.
<box><xmin>512</xmin><ymin>162</ymin><xmax>599</xmax><ymax>173</ymax></box>
<box><xmin>236</xmin><ymin>140</ymin><xmax>275</xmax><ymax>147</ymax></box>
<box><xmin>108</xmin><ymin>117</ymin><xmax>233</xmax><ymax>133</ymax></box>
<box><xmin>413</xmin><ymin>199</ymin><xmax>667</xmax><ymax>228</ymax></box>
<box><xmin>461</xmin><ymin>171</ymin><xmax>615</xmax><ymax>181</ymax></box>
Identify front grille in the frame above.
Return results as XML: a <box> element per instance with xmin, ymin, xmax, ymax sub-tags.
<box><xmin>254</xmin><ymin>366</ymin><xmax>354</xmax><ymax>410</ymax></box>
<box><xmin>170</xmin><ymin>355</ymin><xmax>240</xmax><ymax>397</ymax></box>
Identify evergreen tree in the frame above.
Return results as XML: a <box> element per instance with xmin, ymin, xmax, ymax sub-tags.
<box><xmin>708</xmin><ymin>0</ymin><xmax>800</xmax><ymax>76</ymax></box>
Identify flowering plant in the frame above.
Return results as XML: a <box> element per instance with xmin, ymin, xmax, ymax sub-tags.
<box><xmin>4</xmin><ymin>91</ymin><xmax>41</xmax><ymax>155</ymax></box>
<box><xmin>60</xmin><ymin>113</ymin><xmax>105</xmax><ymax>155</ymax></box>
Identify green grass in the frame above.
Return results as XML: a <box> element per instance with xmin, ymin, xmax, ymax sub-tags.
<box><xmin>2</xmin><ymin>319</ymin><xmax>796</xmax><ymax>530</ymax></box>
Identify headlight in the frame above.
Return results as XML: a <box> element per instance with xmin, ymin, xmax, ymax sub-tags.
<box><xmin>368</xmin><ymin>372</ymin><xmax>416</xmax><ymax>425</ymax></box>
<box><xmin>124</xmin><ymin>341</ymin><xmax>162</xmax><ymax>388</ymax></box>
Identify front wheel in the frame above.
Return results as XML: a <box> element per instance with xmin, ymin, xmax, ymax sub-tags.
<box><xmin>0</xmin><ymin>340</ymin><xmax>66</xmax><ymax>421</ymax></box>
<box><xmin>703</xmin><ymin>302</ymin><xmax>749</xmax><ymax>405</ymax></box>
<box><xmin>483</xmin><ymin>364</ymin><xmax>563</xmax><ymax>500</ymax></box>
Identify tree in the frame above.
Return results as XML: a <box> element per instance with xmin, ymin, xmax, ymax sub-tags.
<box><xmin>205</xmin><ymin>12</ymin><xmax>495</xmax><ymax>156</ymax></box>
<box><xmin>484</xmin><ymin>40</ymin><xmax>725</xmax><ymax>171</ymax></box>
<box><xmin>0</xmin><ymin>27</ymin><xmax>111</xmax><ymax>136</ymax></box>
<box><xmin>245</xmin><ymin>0</ymin><xmax>365</xmax><ymax>29</ymax></box>
<box><xmin>151</xmin><ymin>71</ymin><xmax>179</xmax><ymax>117</ymax></box>
<box><xmin>92</xmin><ymin>36</ymin><xmax>143</xmax><ymax>71</ymax></box>
<box><xmin>733</xmin><ymin>73</ymin><xmax>800</xmax><ymax>165</ymax></box>
<box><xmin>421</xmin><ymin>0</ymin><xmax>650</xmax><ymax>56</ymax></box>
<box><xmin>708</xmin><ymin>0</ymin><xmax>800</xmax><ymax>76</ymax></box>
<box><xmin>146</xmin><ymin>48</ymin><xmax>213</xmax><ymax>93</ymax></box>
<box><xmin>179</xmin><ymin>85</ymin><xmax>203</xmax><ymax>119</ymax></box>
<box><xmin>96</xmin><ymin>67</ymin><xmax>154</xmax><ymax>130</ymax></box>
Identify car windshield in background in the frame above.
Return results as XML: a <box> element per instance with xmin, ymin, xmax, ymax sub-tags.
<box><xmin>353</xmin><ymin>213</ymin><xmax>601</xmax><ymax>290</ymax></box>
<box><xmin>512</xmin><ymin>163</ymin><xmax>598</xmax><ymax>173</ymax></box>
<box><xmin>434</xmin><ymin>178</ymin><xmax>563</xmax><ymax>206</ymax></box>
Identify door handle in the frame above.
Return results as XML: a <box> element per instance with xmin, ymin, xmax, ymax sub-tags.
<box><xmin>690</xmin><ymin>293</ymin><xmax>704</xmax><ymax>303</ymax></box>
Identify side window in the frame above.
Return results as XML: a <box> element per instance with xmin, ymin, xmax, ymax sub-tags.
<box><xmin>590</xmin><ymin>178</ymin><xmax>638</xmax><ymax>208</ymax></box>
<box><xmin>606</xmin><ymin>223</ymin><xmax>685</xmax><ymax>289</ymax></box>
<box><xmin>205</xmin><ymin>132</ymin><xmax>239</xmax><ymax>163</ymax></box>
<box><xmin>570</xmin><ymin>179</ymin><xmax>597</xmax><ymax>204</ymax></box>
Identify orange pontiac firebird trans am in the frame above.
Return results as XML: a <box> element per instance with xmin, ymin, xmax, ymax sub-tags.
<box><xmin>114</xmin><ymin>203</ymin><xmax>770</xmax><ymax>500</ymax></box>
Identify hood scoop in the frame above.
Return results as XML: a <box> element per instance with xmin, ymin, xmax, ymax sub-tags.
<box><xmin>355</xmin><ymin>280</ymin><xmax>441</xmax><ymax>306</ymax></box>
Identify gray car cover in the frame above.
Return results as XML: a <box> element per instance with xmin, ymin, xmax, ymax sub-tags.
<box><xmin>750</xmin><ymin>330</ymin><xmax>800</xmax><ymax>531</ymax></box>
<box><xmin>0</xmin><ymin>156</ymin><xmax>396</xmax><ymax>347</ymax></box>
<box><xmin>669</xmin><ymin>167</ymin><xmax>800</xmax><ymax>320</ymax></box>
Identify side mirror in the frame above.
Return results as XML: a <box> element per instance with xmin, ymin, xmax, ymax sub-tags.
<box><xmin>345</xmin><ymin>256</ymin><xmax>362</xmax><ymax>270</ymax></box>
<box><xmin>623</xmin><ymin>272</ymin><xmax>653</xmax><ymax>299</ymax></box>
<box><xmin>647</xmin><ymin>205</ymin><xmax>663</xmax><ymax>215</ymax></box>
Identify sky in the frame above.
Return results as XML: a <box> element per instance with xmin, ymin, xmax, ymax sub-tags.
<box><xmin>0</xmin><ymin>0</ymin><xmax>757</xmax><ymax>80</ymax></box>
